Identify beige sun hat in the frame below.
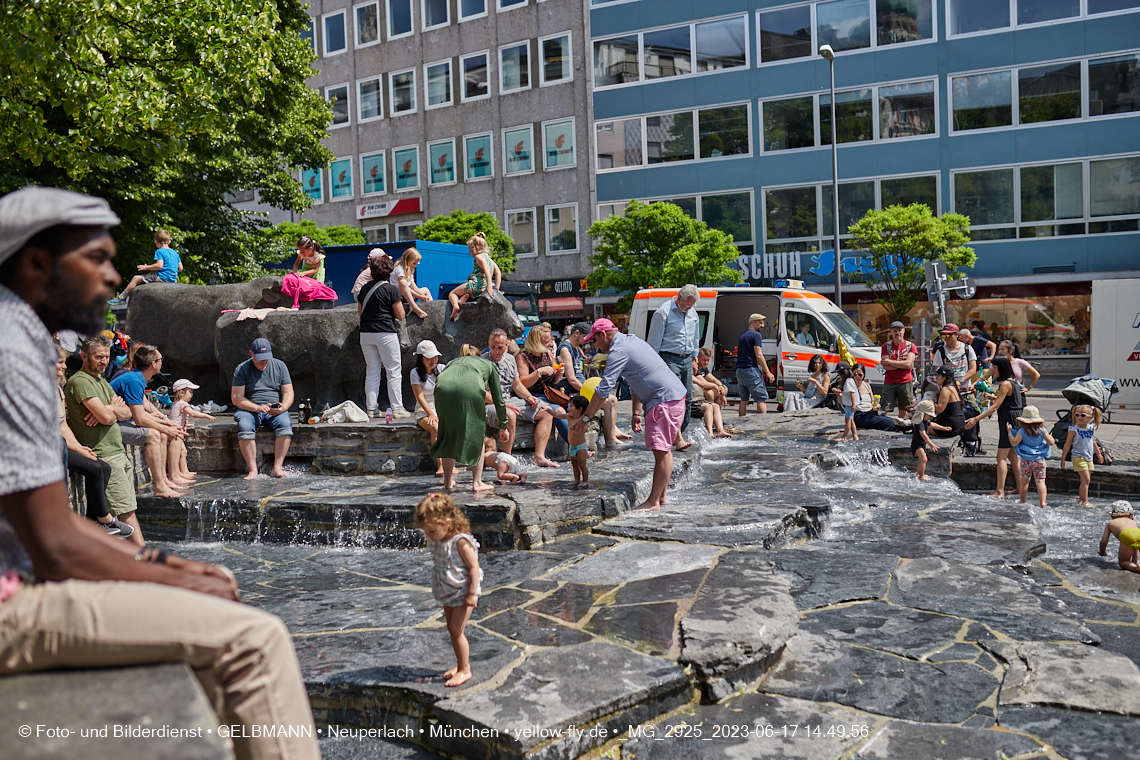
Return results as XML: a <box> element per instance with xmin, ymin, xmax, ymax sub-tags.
<box><xmin>1016</xmin><ymin>405</ymin><xmax>1045</xmax><ymax>424</ymax></box>
<box><xmin>914</xmin><ymin>399</ymin><xmax>936</xmax><ymax>418</ymax></box>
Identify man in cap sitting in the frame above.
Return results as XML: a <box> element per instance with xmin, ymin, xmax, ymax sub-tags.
<box><xmin>231</xmin><ymin>338</ymin><xmax>294</xmax><ymax>479</ymax></box>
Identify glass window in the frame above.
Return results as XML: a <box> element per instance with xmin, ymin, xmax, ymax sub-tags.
<box><xmin>763</xmin><ymin>96</ymin><xmax>815</xmax><ymax>151</ymax></box>
<box><xmin>542</xmin><ymin>34</ymin><xmax>572</xmax><ymax>84</ymax></box>
<box><xmin>881</xmin><ymin>175</ymin><xmax>937</xmax><ymax>209</ymax></box>
<box><xmin>503</xmin><ymin>126</ymin><xmax>534</xmax><ymax>175</ymax></box>
<box><xmin>356</xmin><ymin>3</ymin><xmax>379</xmax><ymax>45</ymax></box>
<box><xmin>547</xmin><ymin>205</ymin><xmax>578</xmax><ymax>253</ymax></box>
<box><xmin>543</xmin><ymin>119</ymin><xmax>575</xmax><ymax>169</ymax></box>
<box><xmin>702</xmin><ymin>192</ymin><xmax>753</xmax><ymax>242</ymax></box>
<box><xmin>646</xmin><ymin>112</ymin><xmax>694</xmax><ymax>164</ymax></box>
<box><xmin>462</xmin><ymin>53</ymin><xmax>489</xmax><ymax>100</ymax></box>
<box><xmin>323</xmin><ymin>12</ymin><xmax>346</xmax><ymax>54</ymax></box>
<box><xmin>364</xmin><ymin>226</ymin><xmax>388</xmax><ymax>244</ymax></box>
<box><xmin>426</xmin><ymin>61</ymin><xmax>452</xmax><ymax>107</ymax></box>
<box><xmin>698</xmin><ymin>104</ymin><xmax>749</xmax><ymax>158</ymax></box>
<box><xmin>877</xmin><ymin>0</ymin><xmax>932</xmax><ymax>44</ymax></box>
<box><xmin>465</xmin><ymin>134</ymin><xmax>493</xmax><ymax>180</ymax></box>
<box><xmin>820</xmin><ymin>89</ymin><xmax>873</xmax><ymax>144</ymax></box>
<box><xmin>326</xmin><ymin>85</ymin><xmax>349</xmax><ymax>126</ymax></box>
<box><xmin>428</xmin><ymin>141</ymin><xmax>455</xmax><ymax>185</ymax></box>
<box><xmin>331</xmin><ymin>158</ymin><xmax>353</xmax><ymax>199</ymax></box>
<box><xmin>695</xmin><ymin>16</ymin><xmax>748</xmax><ymax>71</ymax></box>
<box><xmin>500</xmin><ymin>0</ymin><xmax>526</xmax><ymax>7</ymax></box>
<box><xmin>301</xmin><ymin>169</ymin><xmax>322</xmax><ymax>202</ymax></box>
<box><xmin>300</xmin><ymin>17</ymin><xmax>315</xmax><ymax>51</ymax></box>
<box><xmin>359</xmin><ymin>78</ymin><xmax>382</xmax><ymax>120</ymax></box>
<box><xmin>785</xmin><ymin>311</ymin><xmax>832</xmax><ymax>348</ymax></box>
<box><xmin>878</xmin><ymin>80</ymin><xmax>935</xmax><ymax>138</ymax></box>
<box><xmin>1018</xmin><ymin>0</ymin><xmax>1079</xmax><ymax>24</ymax></box>
<box><xmin>391</xmin><ymin>70</ymin><xmax>415</xmax><ymax>113</ymax></box>
<box><xmin>822</xmin><ymin>181</ymin><xmax>875</xmax><ymax>233</ymax></box>
<box><xmin>361</xmin><ymin>152</ymin><xmax>386</xmax><ymax>195</ymax></box>
<box><xmin>394</xmin><ymin>147</ymin><xmax>419</xmax><ymax>190</ymax></box>
<box><xmin>948</xmin><ymin>0</ymin><xmax>1009</xmax><ymax>34</ymax></box>
<box><xmin>507</xmin><ymin>210</ymin><xmax>536</xmax><ymax>255</ymax></box>
<box><xmin>460</xmin><ymin>0</ymin><xmax>486</xmax><ymax>18</ymax></box>
<box><xmin>388</xmin><ymin>0</ymin><xmax>412</xmax><ymax>37</ymax></box>
<box><xmin>1090</xmin><ymin>157</ymin><xmax>1140</xmax><ymax>217</ymax></box>
<box><xmin>643</xmin><ymin>26</ymin><xmax>691</xmax><ymax>80</ymax></box>
<box><xmin>595</xmin><ymin>119</ymin><xmax>643</xmax><ymax>169</ymax></box>
<box><xmin>954</xmin><ymin>169</ymin><xmax>1014</xmax><ymax>225</ymax></box>
<box><xmin>500</xmin><ymin>43</ymin><xmax>530</xmax><ymax>92</ymax></box>
<box><xmin>952</xmin><ymin>71</ymin><xmax>1012</xmax><ymax>130</ymax></box>
<box><xmin>1019</xmin><ymin>62</ymin><xmax>1081</xmax><ymax>123</ymax></box>
<box><xmin>759</xmin><ymin>6</ymin><xmax>812</xmax><ymax>63</ymax></box>
<box><xmin>395</xmin><ymin>222</ymin><xmax>419</xmax><ymax>241</ymax></box>
<box><xmin>597</xmin><ymin>202</ymin><xmax>629</xmax><ymax>220</ymax></box>
<box><xmin>1088</xmin><ymin>0</ymin><xmax>1140</xmax><ymax>12</ymax></box>
<box><xmin>423</xmin><ymin>0</ymin><xmax>448</xmax><ymax>28</ymax></box>
<box><xmin>1089</xmin><ymin>54</ymin><xmax>1140</xmax><ymax>116</ymax></box>
<box><xmin>817</xmin><ymin>0</ymin><xmax>871</xmax><ymax>52</ymax></box>
<box><xmin>766</xmin><ymin>186</ymin><xmax>818</xmax><ymax>239</ymax></box>
<box><xmin>1020</xmin><ymin>163</ymin><xmax>1083</xmax><ymax>222</ymax></box>
<box><xmin>661</xmin><ymin>197</ymin><xmax>698</xmax><ymax>218</ymax></box>
<box><xmin>594</xmin><ymin>36</ymin><xmax>639</xmax><ymax>87</ymax></box>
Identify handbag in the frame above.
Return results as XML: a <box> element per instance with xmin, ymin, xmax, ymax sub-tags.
<box><xmin>524</xmin><ymin>353</ymin><xmax>571</xmax><ymax>408</ymax></box>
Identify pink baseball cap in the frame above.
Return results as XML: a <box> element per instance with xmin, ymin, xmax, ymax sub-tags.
<box><xmin>585</xmin><ymin>318</ymin><xmax>616</xmax><ymax>342</ymax></box>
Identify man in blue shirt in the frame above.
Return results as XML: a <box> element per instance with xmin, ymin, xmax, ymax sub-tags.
<box><xmin>647</xmin><ymin>284</ymin><xmax>699</xmax><ymax>449</ymax></box>
<box><xmin>109</xmin><ymin>343</ymin><xmax>187</xmax><ymax>499</ymax></box>
<box><xmin>108</xmin><ymin>228</ymin><xmax>182</xmax><ymax>304</ymax></box>
<box><xmin>737</xmin><ymin>313</ymin><xmax>775</xmax><ymax>416</ymax></box>
<box><xmin>232</xmin><ymin>338</ymin><xmax>295</xmax><ymax>479</ymax></box>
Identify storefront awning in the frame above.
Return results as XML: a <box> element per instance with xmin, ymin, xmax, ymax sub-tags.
<box><xmin>539</xmin><ymin>296</ymin><xmax>585</xmax><ymax>317</ymax></box>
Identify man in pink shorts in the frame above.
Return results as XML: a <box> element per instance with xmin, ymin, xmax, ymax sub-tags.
<box><xmin>572</xmin><ymin>319</ymin><xmax>688</xmax><ymax>509</ymax></box>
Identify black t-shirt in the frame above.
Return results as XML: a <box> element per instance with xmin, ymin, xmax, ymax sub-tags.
<box><xmin>356</xmin><ymin>280</ymin><xmax>400</xmax><ymax>333</ymax></box>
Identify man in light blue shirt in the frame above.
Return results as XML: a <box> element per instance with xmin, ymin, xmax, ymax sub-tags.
<box><xmin>646</xmin><ymin>284</ymin><xmax>700</xmax><ymax>448</ymax></box>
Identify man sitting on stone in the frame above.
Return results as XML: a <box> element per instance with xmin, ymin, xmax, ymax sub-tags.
<box><xmin>231</xmin><ymin>338</ymin><xmax>294</xmax><ymax>480</ymax></box>
<box><xmin>483</xmin><ymin>328</ymin><xmax>561</xmax><ymax>467</ymax></box>
<box><xmin>109</xmin><ymin>343</ymin><xmax>187</xmax><ymax>498</ymax></box>
<box><xmin>557</xmin><ymin>321</ymin><xmax>632</xmax><ymax>450</ymax></box>
<box><xmin>65</xmin><ymin>334</ymin><xmax>146</xmax><ymax>545</ymax></box>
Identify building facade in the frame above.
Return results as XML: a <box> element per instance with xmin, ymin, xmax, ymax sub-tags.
<box><xmin>296</xmin><ymin>0</ymin><xmax>595</xmax><ymax>284</ymax></box>
<box><xmin>589</xmin><ymin>0</ymin><xmax>1140</xmax><ymax>359</ymax></box>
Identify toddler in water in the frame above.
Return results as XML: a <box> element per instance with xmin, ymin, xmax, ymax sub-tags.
<box><xmin>1099</xmin><ymin>501</ymin><xmax>1140</xmax><ymax>573</ymax></box>
<box><xmin>416</xmin><ymin>493</ymin><xmax>483</xmax><ymax>686</ymax></box>
<box><xmin>1007</xmin><ymin>405</ymin><xmax>1056</xmax><ymax>508</ymax></box>
<box><xmin>566</xmin><ymin>395</ymin><xmax>589</xmax><ymax>488</ymax></box>
<box><xmin>1060</xmin><ymin>404</ymin><xmax>1104</xmax><ymax>508</ymax></box>
<box><xmin>482</xmin><ymin>437</ymin><xmax>526</xmax><ymax>484</ymax></box>
<box><xmin>167</xmin><ymin>379</ymin><xmax>215</xmax><ymax>483</ymax></box>
<box><xmin>910</xmin><ymin>399</ymin><xmax>950</xmax><ymax>481</ymax></box>
<box><xmin>837</xmin><ymin>364</ymin><xmax>858</xmax><ymax>441</ymax></box>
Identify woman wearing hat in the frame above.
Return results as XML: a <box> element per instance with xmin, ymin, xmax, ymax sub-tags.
<box><xmin>410</xmin><ymin>340</ymin><xmax>446</xmax><ymax>476</ymax></box>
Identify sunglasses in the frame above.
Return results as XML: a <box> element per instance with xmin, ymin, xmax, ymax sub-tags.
<box><xmin>1074</xmin><ymin>413</ymin><xmax>1090</xmax><ymax>418</ymax></box>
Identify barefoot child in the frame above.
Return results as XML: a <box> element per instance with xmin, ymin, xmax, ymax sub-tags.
<box><xmin>416</xmin><ymin>493</ymin><xmax>483</xmax><ymax>686</ymax></box>
<box><xmin>482</xmin><ymin>437</ymin><xmax>526</xmax><ymax>484</ymax></box>
<box><xmin>565</xmin><ymin>395</ymin><xmax>590</xmax><ymax>487</ymax></box>
<box><xmin>837</xmin><ymin>364</ymin><xmax>858</xmax><ymax>441</ymax></box>
<box><xmin>1060</xmin><ymin>404</ymin><xmax>1103</xmax><ymax>508</ymax></box>
<box><xmin>1008</xmin><ymin>405</ymin><xmax>1055</xmax><ymax>508</ymax></box>
<box><xmin>1098</xmin><ymin>501</ymin><xmax>1140</xmax><ymax>573</ymax></box>
<box><xmin>911</xmin><ymin>399</ymin><xmax>950</xmax><ymax>481</ymax></box>
<box><xmin>167</xmin><ymin>379</ymin><xmax>215</xmax><ymax>483</ymax></box>
<box><xmin>448</xmin><ymin>233</ymin><xmax>501</xmax><ymax>321</ymax></box>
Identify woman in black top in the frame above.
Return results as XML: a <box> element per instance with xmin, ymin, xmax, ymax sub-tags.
<box><xmin>965</xmin><ymin>356</ymin><xmax>1024</xmax><ymax>498</ymax></box>
<box><xmin>356</xmin><ymin>256</ymin><xmax>407</xmax><ymax>419</ymax></box>
<box><xmin>931</xmin><ymin>366</ymin><xmax>965</xmax><ymax>438</ymax></box>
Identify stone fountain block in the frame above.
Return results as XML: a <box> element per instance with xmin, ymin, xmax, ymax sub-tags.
<box><xmin>798</xmin><ymin>601</ymin><xmax>968</xmax><ymax>659</ymax></box>
<box><xmin>770</xmin><ymin>546</ymin><xmax>900</xmax><ymax>610</ymax></box>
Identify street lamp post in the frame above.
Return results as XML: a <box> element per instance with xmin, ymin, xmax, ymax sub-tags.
<box><xmin>819</xmin><ymin>44</ymin><xmax>842</xmax><ymax>309</ymax></box>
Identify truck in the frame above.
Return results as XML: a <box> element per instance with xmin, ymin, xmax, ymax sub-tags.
<box><xmin>1091</xmin><ymin>278</ymin><xmax>1140</xmax><ymax>408</ymax></box>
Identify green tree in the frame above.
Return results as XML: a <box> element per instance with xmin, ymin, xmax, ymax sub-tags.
<box><xmin>413</xmin><ymin>209</ymin><xmax>517</xmax><ymax>275</ymax></box>
<box><xmin>0</xmin><ymin>0</ymin><xmax>332</xmax><ymax>283</ymax></box>
<box><xmin>847</xmin><ymin>204</ymin><xmax>976</xmax><ymax>324</ymax></box>
<box><xmin>262</xmin><ymin>219</ymin><xmax>367</xmax><ymax>253</ymax></box>
<box><xmin>587</xmin><ymin>199</ymin><xmax>743</xmax><ymax>312</ymax></box>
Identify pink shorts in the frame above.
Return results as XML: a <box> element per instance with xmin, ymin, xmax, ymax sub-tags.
<box><xmin>644</xmin><ymin>398</ymin><xmax>686</xmax><ymax>452</ymax></box>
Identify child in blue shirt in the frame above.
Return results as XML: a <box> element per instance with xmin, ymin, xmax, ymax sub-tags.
<box><xmin>1008</xmin><ymin>405</ymin><xmax>1056</xmax><ymax>508</ymax></box>
<box><xmin>109</xmin><ymin>229</ymin><xmax>182</xmax><ymax>304</ymax></box>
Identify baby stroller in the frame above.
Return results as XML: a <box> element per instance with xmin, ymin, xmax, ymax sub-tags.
<box><xmin>1050</xmin><ymin>375</ymin><xmax>1118</xmax><ymax>458</ymax></box>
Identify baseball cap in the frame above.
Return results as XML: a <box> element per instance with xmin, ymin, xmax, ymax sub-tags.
<box><xmin>414</xmin><ymin>339</ymin><xmax>442</xmax><ymax>358</ymax></box>
<box><xmin>585</xmin><ymin>318</ymin><xmax>616</xmax><ymax>342</ymax></box>
<box><xmin>251</xmin><ymin>338</ymin><xmax>273</xmax><ymax>360</ymax></box>
<box><xmin>367</xmin><ymin>248</ymin><xmax>386</xmax><ymax>260</ymax></box>
<box><xmin>172</xmin><ymin>379</ymin><xmax>200</xmax><ymax>392</ymax></box>
<box><xmin>939</xmin><ymin>323</ymin><xmax>960</xmax><ymax>335</ymax></box>
<box><xmin>571</xmin><ymin>321</ymin><xmax>592</xmax><ymax>336</ymax></box>
<box><xmin>890</xmin><ymin>321</ymin><xmax>905</xmax><ymax>329</ymax></box>
<box><xmin>749</xmin><ymin>313</ymin><xmax>766</xmax><ymax>323</ymax></box>
<box><xmin>0</xmin><ymin>187</ymin><xmax>120</xmax><ymax>267</ymax></box>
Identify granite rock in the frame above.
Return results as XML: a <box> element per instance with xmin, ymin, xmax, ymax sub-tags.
<box><xmin>770</xmin><ymin>546</ymin><xmax>900</xmax><ymax>610</ymax></box>
<box><xmin>997</xmin><ymin>705</ymin><xmax>1135</xmax><ymax>760</ymax></box>
<box><xmin>854</xmin><ymin>719</ymin><xmax>1042</xmax><ymax>759</ymax></box>
<box><xmin>799</xmin><ymin>602</ymin><xmax>967</xmax><ymax>660</ymax></box>
<box><xmin>551</xmin><ymin>541</ymin><xmax>721</xmax><ymax>585</ymax></box>
<box><xmin>982</xmin><ymin>640</ymin><xmax>1140</xmax><ymax>715</ymax></box>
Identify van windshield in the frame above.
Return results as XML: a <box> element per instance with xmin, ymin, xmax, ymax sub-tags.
<box><xmin>821</xmin><ymin>311</ymin><xmax>875</xmax><ymax>348</ymax></box>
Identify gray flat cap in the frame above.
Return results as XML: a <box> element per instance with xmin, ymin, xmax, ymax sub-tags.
<box><xmin>0</xmin><ymin>187</ymin><xmax>120</xmax><ymax>267</ymax></box>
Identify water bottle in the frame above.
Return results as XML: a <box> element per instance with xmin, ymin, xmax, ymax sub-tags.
<box><xmin>297</xmin><ymin>400</ymin><xmax>307</xmax><ymax>423</ymax></box>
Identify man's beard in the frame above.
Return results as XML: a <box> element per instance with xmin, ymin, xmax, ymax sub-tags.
<box><xmin>36</xmin><ymin>261</ymin><xmax>109</xmax><ymax>336</ymax></box>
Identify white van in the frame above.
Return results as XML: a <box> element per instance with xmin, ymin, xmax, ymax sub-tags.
<box><xmin>627</xmin><ymin>284</ymin><xmax>884</xmax><ymax>403</ymax></box>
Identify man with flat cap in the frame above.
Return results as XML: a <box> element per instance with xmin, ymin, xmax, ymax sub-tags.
<box><xmin>231</xmin><ymin>337</ymin><xmax>295</xmax><ymax>479</ymax></box>
<box><xmin>0</xmin><ymin>187</ymin><xmax>319</xmax><ymax>760</ymax></box>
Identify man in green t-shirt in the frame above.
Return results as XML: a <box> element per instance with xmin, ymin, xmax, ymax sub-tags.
<box><xmin>64</xmin><ymin>334</ymin><xmax>141</xmax><ymax>543</ymax></box>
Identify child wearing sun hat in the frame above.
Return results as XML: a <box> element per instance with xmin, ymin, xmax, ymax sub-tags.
<box><xmin>910</xmin><ymin>399</ymin><xmax>951</xmax><ymax>482</ymax></box>
<box><xmin>1099</xmin><ymin>501</ymin><xmax>1140</xmax><ymax>573</ymax></box>
<box><xmin>1008</xmin><ymin>405</ymin><xmax>1056</xmax><ymax>508</ymax></box>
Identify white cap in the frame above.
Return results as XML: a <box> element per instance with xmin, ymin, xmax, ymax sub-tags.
<box><xmin>172</xmin><ymin>379</ymin><xmax>200</xmax><ymax>392</ymax></box>
<box><xmin>414</xmin><ymin>340</ymin><xmax>442</xmax><ymax>358</ymax></box>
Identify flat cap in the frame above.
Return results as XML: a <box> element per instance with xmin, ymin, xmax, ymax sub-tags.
<box><xmin>0</xmin><ymin>187</ymin><xmax>120</xmax><ymax>267</ymax></box>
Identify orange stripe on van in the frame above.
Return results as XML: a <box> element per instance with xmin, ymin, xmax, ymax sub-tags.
<box><xmin>634</xmin><ymin>290</ymin><xmax>719</xmax><ymax>300</ymax></box>
<box><xmin>782</xmin><ymin>290</ymin><xmax>826</xmax><ymax>299</ymax></box>
<box><xmin>785</xmin><ymin>351</ymin><xmax>877</xmax><ymax>368</ymax></box>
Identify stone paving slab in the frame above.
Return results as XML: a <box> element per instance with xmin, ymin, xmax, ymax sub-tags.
<box><xmin>799</xmin><ymin>601</ymin><xmax>968</xmax><ymax>660</ymax></box>
<box><xmin>769</xmin><ymin>546</ymin><xmax>900</xmax><ymax>610</ymax></box>
<box><xmin>1044</xmin><ymin>557</ymin><xmax>1140</xmax><ymax>607</ymax></box>
<box><xmin>550</xmin><ymin>541</ymin><xmax>722</xmax><ymax>585</ymax></box>
<box><xmin>997</xmin><ymin>705</ymin><xmax>1135</xmax><ymax>760</ymax></box>
<box><xmin>853</xmin><ymin>719</ymin><xmax>1044</xmax><ymax>759</ymax></box>
<box><xmin>981</xmin><ymin>640</ymin><xmax>1140</xmax><ymax>715</ymax></box>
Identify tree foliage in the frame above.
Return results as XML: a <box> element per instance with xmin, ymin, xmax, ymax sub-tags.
<box><xmin>261</xmin><ymin>219</ymin><xmax>367</xmax><ymax>253</ymax></box>
<box><xmin>0</xmin><ymin>0</ymin><xmax>332</xmax><ymax>283</ymax></box>
<box><xmin>847</xmin><ymin>204</ymin><xmax>976</xmax><ymax>323</ymax></box>
<box><xmin>587</xmin><ymin>200</ymin><xmax>743</xmax><ymax>312</ymax></box>
<box><xmin>413</xmin><ymin>209</ymin><xmax>517</xmax><ymax>275</ymax></box>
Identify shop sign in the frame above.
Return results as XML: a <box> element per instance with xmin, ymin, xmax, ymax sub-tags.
<box><xmin>540</xmin><ymin>278</ymin><xmax>589</xmax><ymax>295</ymax></box>
<box><xmin>356</xmin><ymin>197</ymin><xmax>422</xmax><ymax>220</ymax></box>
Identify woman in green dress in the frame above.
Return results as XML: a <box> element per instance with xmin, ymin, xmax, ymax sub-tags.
<box><xmin>429</xmin><ymin>353</ymin><xmax>510</xmax><ymax>492</ymax></box>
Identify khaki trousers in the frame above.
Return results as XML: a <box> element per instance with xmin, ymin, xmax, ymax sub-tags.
<box><xmin>0</xmin><ymin>580</ymin><xmax>320</xmax><ymax>760</ymax></box>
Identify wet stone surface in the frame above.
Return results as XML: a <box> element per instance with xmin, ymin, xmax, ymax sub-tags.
<box><xmin>798</xmin><ymin>602</ymin><xmax>968</xmax><ymax>660</ymax></box>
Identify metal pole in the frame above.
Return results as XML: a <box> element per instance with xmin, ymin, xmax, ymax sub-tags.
<box><xmin>829</xmin><ymin>57</ymin><xmax>841</xmax><ymax>309</ymax></box>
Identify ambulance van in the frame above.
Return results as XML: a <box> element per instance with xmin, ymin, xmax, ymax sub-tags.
<box><xmin>627</xmin><ymin>283</ymin><xmax>884</xmax><ymax>403</ymax></box>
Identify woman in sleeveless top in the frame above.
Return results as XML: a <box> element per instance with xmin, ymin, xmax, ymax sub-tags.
<box><xmin>965</xmin><ymin>356</ymin><xmax>1024</xmax><ymax>498</ymax></box>
<box><xmin>516</xmin><ymin>328</ymin><xmax>569</xmax><ymax>442</ymax></box>
<box><xmin>931</xmin><ymin>366</ymin><xmax>965</xmax><ymax>438</ymax></box>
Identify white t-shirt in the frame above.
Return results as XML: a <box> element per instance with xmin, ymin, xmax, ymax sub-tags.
<box><xmin>842</xmin><ymin>378</ymin><xmax>859</xmax><ymax>407</ymax></box>
<box><xmin>934</xmin><ymin>342</ymin><xmax>977</xmax><ymax>383</ymax></box>
<box><xmin>411</xmin><ymin>364</ymin><xmax>445</xmax><ymax>409</ymax></box>
<box><xmin>170</xmin><ymin>400</ymin><xmax>191</xmax><ymax>429</ymax></box>
<box><xmin>489</xmin><ymin>452</ymin><xmax>520</xmax><ymax>473</ymax></box>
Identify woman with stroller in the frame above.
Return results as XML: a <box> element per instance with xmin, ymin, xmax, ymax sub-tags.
<box><xmin>965</xmin><ymin>356</ymin><xmax>1024</xmax><ymax>499</ymax></box>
